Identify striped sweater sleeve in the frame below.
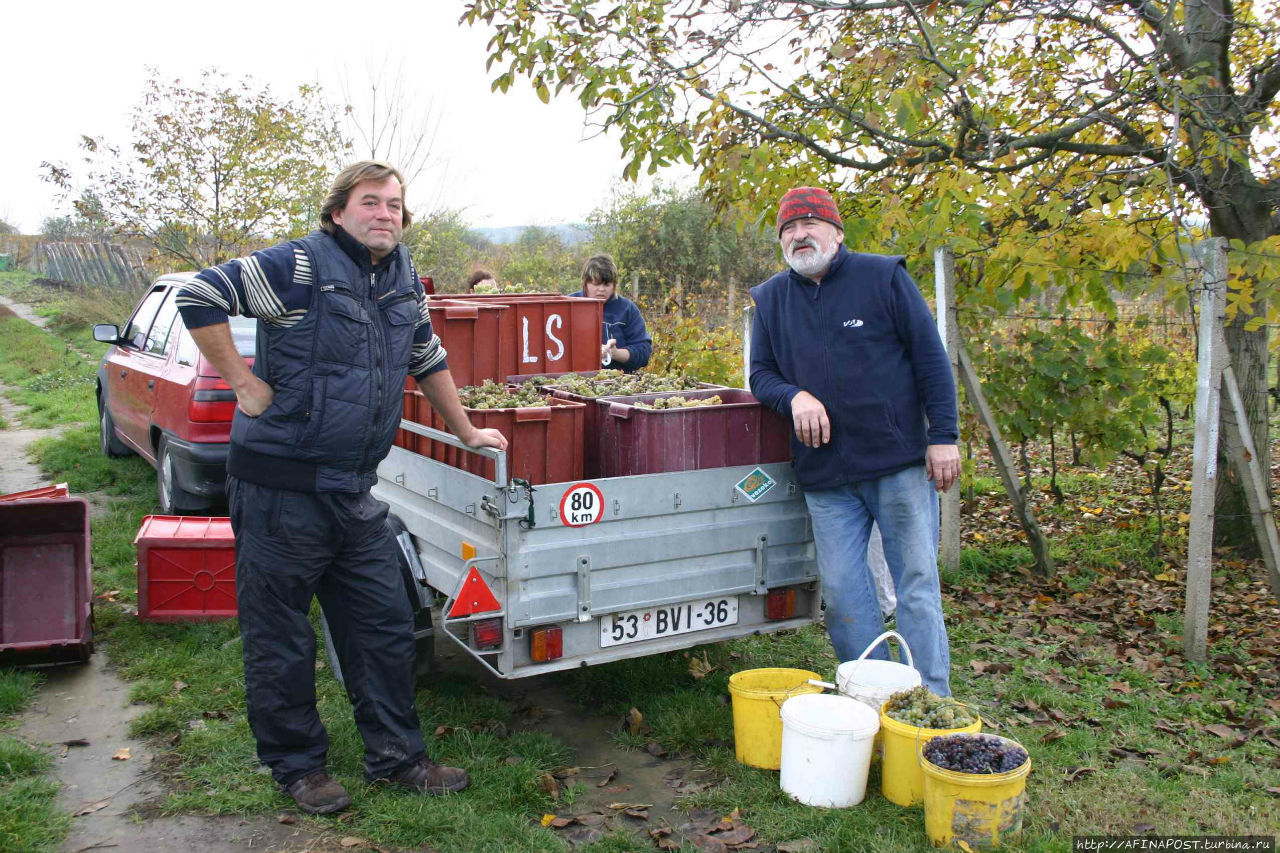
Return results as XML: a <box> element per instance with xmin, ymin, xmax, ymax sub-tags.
<box><xmin>408</xmin><ymin>277</ymin><xmax>448</xmax><ymax>380</ymax></box>
<box><xmin>176</xmin><ymin>243</ymin><xmax>311</xmax><ymax>329</ymax></box>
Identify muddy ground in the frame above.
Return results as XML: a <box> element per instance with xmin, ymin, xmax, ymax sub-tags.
<box><xmin>2</xmin><ymin>303</ymin><xmax>696</xmax><ymax>852</ymax></box>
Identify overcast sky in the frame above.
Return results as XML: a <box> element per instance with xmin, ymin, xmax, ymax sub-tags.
<box><xmin>0</xmin><ymin>0</ymin><xmax>668</xmax><ymax>235</ymax></box>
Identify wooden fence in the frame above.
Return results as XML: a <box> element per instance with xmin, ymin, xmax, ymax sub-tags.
<box><xmin>36</xmin><ymin>242</ymin><xmax>149</xmax><ymax>290</ymax></box>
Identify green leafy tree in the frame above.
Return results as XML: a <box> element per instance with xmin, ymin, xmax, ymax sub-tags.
<box><xmin>587</xmin><ymin>182</ymin><xmax>778</xmax><ymax>294</ymax></box>
<box><xmin>410</xmin><ymin>208</ymin><xmax>477</xmax><ymax>291</ymax></box>
<box><xmin>496</xmin><ymin>226</ymin><xmax>580</xmax><ymax>292</ymax></box>
<box><xmin>463</xmin><ymin>0</ymin><xmax>1280</xmax><ymax>545</ymax></box>
<box><xmin>43</xmin><ymin>69</ymin><xmax>348</xmax><ymax>270</ymax></box>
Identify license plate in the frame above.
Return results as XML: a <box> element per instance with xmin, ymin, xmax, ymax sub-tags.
<box><xmin>599</xmin><ymin>596</ymin><xmax>739</xmax><ymax>648</ymax></box>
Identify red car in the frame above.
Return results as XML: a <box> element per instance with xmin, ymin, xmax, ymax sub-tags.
<box><xmin>94</xmin><ymin>274</ymin><xmax>255</xmax><ymax>514</ymax></box>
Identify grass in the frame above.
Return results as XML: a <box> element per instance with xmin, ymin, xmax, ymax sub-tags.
<box><xmin>1</xmin><ymin>275</ymin><xmax>1278</xmax><ymax>851</ymax></box>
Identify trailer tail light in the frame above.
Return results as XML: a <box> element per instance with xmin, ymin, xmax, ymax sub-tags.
<box><xmin>529</xmin><ymin>626</ymin><xmax>563</xmax><ymax>662</ymax></box>
<box><xmin>189</xmin><ymin>377</ymin><xmax>237</xmax><ymax>423</ymax></box>
<box><xmin>766</xmin><ymin>587</ymin><xmax>796</xmax><ymax>620</ymax></box>
<box><xmin>470</xmin><ymin>618</ymin><xmax>504</xmax><ymax>650</ymax></box>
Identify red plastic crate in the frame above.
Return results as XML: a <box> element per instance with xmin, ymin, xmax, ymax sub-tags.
<box><xmin>0</xmin><ymin>483</ymin><xmax>70</xmax><ymax>501</ymax></box>
<box><xmin>428</xmin><ymin>299</ymin><xmax>510</xmax><ymax>387</ymax></box>
<box><xmin>434</xmin><ymin>295</ymin><xmax>603</xmax><ymax>380</ymax></box>
<box><xmin>135</xmin><ymin>515</ymin><xmax>237</xmax><ymax>622</ymax></box>
<box><xmin>0</xmin><ymin>497</ymin><xmax>93</xmax><ymax>664</ymax></box>
<box><xmin>419</xmin><ymin>397</ymin><xmax>586</xmax><ymax>485</ymax></box>
<box><xmin>596</xmin><ymin>389</ymin><xmax>792</xmax><ymax>477</ymax></box>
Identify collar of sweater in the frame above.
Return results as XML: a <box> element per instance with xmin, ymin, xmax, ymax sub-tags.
<box><xmin>332</xmin><ymin>226</ymin><xmax>398</xmax><ymax>274</ymax></box>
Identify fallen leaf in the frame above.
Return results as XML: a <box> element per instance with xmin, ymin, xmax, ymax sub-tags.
<box><xmin>60</xmin><ymin>738</ymin><xmax>90</xmax><ymax>747</ymax></box>
<box><xmin>646</xmin><ymin>741</ymin><xmax>668</xmax><ymax>758</ymax></box>
<box><xmin>173</xmin><ymin>681</ymin><xmax>188</xmax><ymax>692</ymax></box>
<box><xmin>1132</xmin><ymin>824</ymin><xmax>1157</xmax><ymax>834</ymax></box>
<box><xmin>434</xmin><ymin>725</ymin><xmax>455</xmax><ymax>738</ymax></box>
<box><xmin>969</xmin><ymin>660</ymin><xmax>1012</xmax><ymax>674</ymax></box>
<box><xmin>601</xmin><ymin>784</ymin><xmax>631</xmax><ymax>794</ymax></box>
<box><xmin>278</xmin><ymin>814</ymin><xmax>297</xmax><ymax>824</ymax></box>
<box><xmin>551</xmin><ymin>765</ymin><xmax>580</xmax><ymax>779</ymax></box>
<box><xmin>536</xmin><ymin>773</ymin><xmax>560</xmax><ymax>800</ymax></box>
<box><xmin>340</xmin><ymin>838</ymin><xmax>364</xmax><ymax>849</ymax></box>
<box><xmin>1153</xmin><ymin>572</ymin><xmax>1177</xmax><ymax>582</ymax></box>
<box><xmin>623</xmin><ymin>807</ymin><xmax>649</xmax><ymax>819</ymax></box>
<box><xmin>596</xmin><ymin>768</ymin><xmax>618</xmax><ymax>787</ymax></box>
<box><xmin>540</xmin><ymin>814</ymin><xmax>557</xmax><ymax>827</ymax></box>
<box><xmin>777</xmin><ymin>842</ymin><xmax>819</xmax><ymax>853</ymax></box>
<box><xmin>607</xmin><ymin>802</ymin><xmax>653</xmax><ymax>810</ymax></box>
<box><xmin>112</xmin><ymin>748</ymin><xmax>131</xmax><ymax>761</ymax></box>
<box><xmin>1041</xmin><ymin>729</ymin><xmax>1067</xmax><ymax>744</ymax></box>
<box><xmin>1108</xmin><ymin>681</ymin><xmax>1134</xmax><ymax>694</ymax></box>
<box><xmin>73</xmin><ymin>798</ymin><xmax>111</xmax><ymax>817</ymax></box>
<box><xmin>626</xmin><ymin>707</ymin><xmax>649</xmax><ymax>736</ymax></box>
<box><xmin>1204</xmin><ymin>723</ymin><xmax>1238</xmax><ymax>740</ymax></box>
<box><xmin>690</xmin><ymin>835</ymin><xmax>729</xmax><ymax>853</ymax></box>
<box><xmin>567</xmin><ymin>827</ymin><xmax>604</xmax><ymax>845</ymax></box>
<box><xmin>1266</xmin><ymin>786</ymin><xmax>1280</xmax><ymax>796</ymax></box>
<box><xmin>712</xmin><ymin>823</ymin><xmax>756</xmax><ymax>845</ymax></box>
<box><xmin>1063</xmin><ymin>766</ymin><xmax>1096</xmax><ymax>783</ymax></box>
<box><xmin>688</xmin><ymin>651</ymin><xmax>716</xmax><ymax>680</ymax></box>
<box><xmin>549</xmin><ymin>817</ymin><xmax>574</xmax><ymax>829</ymax></box>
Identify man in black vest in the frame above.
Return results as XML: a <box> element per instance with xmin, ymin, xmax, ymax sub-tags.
<box><xmin>177</xmin><ymin>161</ymin><xmax>507</xmax><ymax>815</ymax></box>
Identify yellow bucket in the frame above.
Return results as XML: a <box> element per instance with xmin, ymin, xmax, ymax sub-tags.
<box><xmin>878</xmin><ymin>702</ymin><xmax>981</xmax><ymax>806</ymax></box>
<box><xmin>728</xmin><ymin>668</ymin><xmax>823</xmax><ymax>769</ymax></box>
<box><xmin>922</xmin><ymin>734</ymin><xmax>1031</xmax><ymax>848</ymax></box>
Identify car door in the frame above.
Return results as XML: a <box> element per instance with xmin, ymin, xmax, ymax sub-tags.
<box><xmin>110</xmin><ymin>285</ymin><xmax>171</xmax><ymax>455</ymax></box>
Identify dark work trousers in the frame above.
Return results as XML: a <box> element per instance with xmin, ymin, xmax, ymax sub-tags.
<box><xmin>227</xmin><ymin>476</ymin><xmax>426</xmax><ymax>786</ymax></box>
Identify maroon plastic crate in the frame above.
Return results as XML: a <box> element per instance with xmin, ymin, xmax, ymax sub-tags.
<box><xmin>596</xmin><ymin>389</ymin><xmax>792</xmax><ymax>477</ymax></box>
<box><xmin>419</xmin><ymin>397</ymin><xmax>586</xmax><ymax>485</ymax></box>
<box><xmin>0</xmin><ymin>497</ymin><xmax>93</xmax><ymax>664</ymax></box>
<box><xmin>135</xmin><ymin>515</ymin><xmax>237</xmax><ymax>622</ymax></box>
<box><xmin>527</xmin><ymin>375</ymin><xmax>729</xmax><ymax>479</ymax></box>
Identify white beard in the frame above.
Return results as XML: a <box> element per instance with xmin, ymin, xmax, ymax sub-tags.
<box><xmin>785</xmin><ymin>240</ymin><xmax>838</xmax><ymax>279</ymax></box>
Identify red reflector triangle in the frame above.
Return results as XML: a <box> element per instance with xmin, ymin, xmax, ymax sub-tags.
<box><xmin>447</xmin><ymin>567</ymin><xmax>502</xmax><ymax>618</ymax></box>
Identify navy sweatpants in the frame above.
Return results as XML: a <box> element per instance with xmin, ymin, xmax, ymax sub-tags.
<box><xmin>227</xmin><ymin>476</ymin><xmax>425</xmax><ymax>786</ymax></box>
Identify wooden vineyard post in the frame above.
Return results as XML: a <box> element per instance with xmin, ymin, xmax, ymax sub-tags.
<box><xmin>631</xmin><ymin>271</ymin><xmax>640</xmax><ymax>301</ymax></box>
<box><xmin>727</xmin><ymin>277</ymin><xmax>736</xmax><ymax>327</ymax></box>
<box><xmin>742</xmin><ymin>304</ymin><xmax>754</xmax><ymax>390</ymax></box>
<box><xmin>956</xmin><ymin>347</ymin><xmax>1055</xmax><ymax>576</ymax></box>
<box><xmin>675</xmin><ymin>274</ymin><xmax>683</xmax><ymax>316</ymax></box>
<box><xmin>1185</xmin><ymin>238</ymin><xmax>1280</xmax><ymax>660</ymax></box>
<box><xmin>1185</xmin><ymin>239</ymin><xmax>1228</xmax><ymax>660</ymax></box>
<box><xmin>934</xmin><ymin>247</ymin><xmax>961</xmax><ymax>574</ymax></box>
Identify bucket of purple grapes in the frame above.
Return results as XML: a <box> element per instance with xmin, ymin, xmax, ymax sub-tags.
<box><xmin>919</xmin><ymin>732</ymin><xmax>1031</xmax><ymax>848</ymax></box>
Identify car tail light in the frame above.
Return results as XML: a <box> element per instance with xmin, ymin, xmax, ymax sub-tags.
<box><xmin>188</xmin><ymin>377</ymin><xmax>237</xmax><ymax>423</ymax></box>
<box><xmin>529</xmin><ymin>626</ymin><xmax>563</xmax><ymax>662</ymax></box>
<box><xmin>766</xmin><ymin>588</ymin><xmax>796</xmax><ymax>620</ymax></box>
<box><xmin>470</xmin><ymin>617</ymin><xmax>504</xmax><ymax>650</ymax></box>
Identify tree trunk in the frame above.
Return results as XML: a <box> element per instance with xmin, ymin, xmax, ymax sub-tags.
<box><xmin>1209</xmin><ymin>197</ymin><xmax>1273</xmax><ymax>553</ymax></box>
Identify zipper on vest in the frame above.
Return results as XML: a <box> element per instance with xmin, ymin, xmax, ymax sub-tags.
<box><xmin>361</xmin><ymin>270</ymin><xmax>384</xmax><ymax>472</ymax></box>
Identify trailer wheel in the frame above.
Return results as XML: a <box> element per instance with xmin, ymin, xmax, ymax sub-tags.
<box><xmin>321</xmin><ymin>516</ymin><xmax>434</xmax><ymax>690</ymax></box>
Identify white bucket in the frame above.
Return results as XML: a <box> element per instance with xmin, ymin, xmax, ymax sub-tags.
<box><xmin>779</xmin><ymin>693</ymin><xmax>880</xmax><ymax>808</ymax></box>
<box><xmin>836</xmin><ymin>630</ymin><xmax>922</xmax><ymax>711</ymax></box>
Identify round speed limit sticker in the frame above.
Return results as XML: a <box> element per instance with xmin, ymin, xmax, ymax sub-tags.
<box><xmin>559</xmin><ymin>483</ymin><xmax>605</xmax><ymax>527</ymax></box>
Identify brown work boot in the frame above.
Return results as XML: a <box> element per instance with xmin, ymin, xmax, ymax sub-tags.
<box><xmin>384</xmin><ymin>757</ymin><xmax>470</xmax><ymax>795</ymax></box>
<box><xmin>284</xmin><ymin>769</ymin><xmax>352</xmax><ymax>815</ymax></box>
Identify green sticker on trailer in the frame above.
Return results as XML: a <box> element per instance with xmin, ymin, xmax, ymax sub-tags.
<box><xmin>735</xmin><ymin>468</ymin><xmax>776</xmax><ymax>502</ymax></box>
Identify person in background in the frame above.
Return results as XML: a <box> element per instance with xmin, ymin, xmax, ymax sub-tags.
<box><xmin>175</xmin><ymin>160</ymin><xmax>508</xmax><ymax>815</ymax></box>
<box><xmin>571</xmin><ymin>254</ymin><xmax>652</xmax><ymax>373</ymax></box>
<box><xmin>748</xmin><ymin>186</ymin><xmax>959</xmax><ymax>695</ymax></box>
<box><xmin>467</xmin><ymin>269</ymin><xmax>499</xmax><ymax>293</ymax></box>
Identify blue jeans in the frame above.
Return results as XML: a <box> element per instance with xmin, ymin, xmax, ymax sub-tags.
<box><xmin>803</xmin><ymin>465</ymin><xmax>951</xmax><ymax>694</ymax></box>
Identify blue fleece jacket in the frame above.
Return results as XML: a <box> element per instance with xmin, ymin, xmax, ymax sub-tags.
<box><xmin>749</xmin><ymin>245</ymin><xmax>958</xmax><ymax>489</ymax></box>
<box><xmin>570</xmin><ymin>291</ymin><xmax>652</xmax><ymax>373</ymax></box>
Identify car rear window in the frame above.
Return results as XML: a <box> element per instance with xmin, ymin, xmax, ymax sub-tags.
<box><xmin>230</xmin><ymin>316</ymin><xmax>256</xmax><ymax>357</ymax></box>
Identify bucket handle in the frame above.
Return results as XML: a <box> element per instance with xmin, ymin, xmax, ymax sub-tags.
<box><xmin>806</xmin><ymin>679</ymin><xmax>838</xmax><ymax>692</ymax></box>
<box><xmin>771</xmin><ymin>682</ymin><xmax>818</xmax><ymax>710</ymax></box>
<box><xmin>852</xmin><ymin>629</ymin><xmax>914</xmax><ymax>670</ymax></box>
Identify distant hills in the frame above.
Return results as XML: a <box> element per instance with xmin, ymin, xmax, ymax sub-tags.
<box><xmin>474</xmin><ymin>224</ymin><xmax>592</xmax><ymax>246</ymax></box>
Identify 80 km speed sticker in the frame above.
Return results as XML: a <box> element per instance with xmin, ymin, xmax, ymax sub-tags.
<box><xmin>559</xmin><ymin>483</ymin><xmax>605</xmax><ymax>527</ymax></box>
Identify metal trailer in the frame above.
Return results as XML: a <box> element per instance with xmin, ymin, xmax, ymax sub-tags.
<box><xmin>365</xmin><ymin>421</ymin><xmax>822</xmax><ymax>679</ymax></box>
